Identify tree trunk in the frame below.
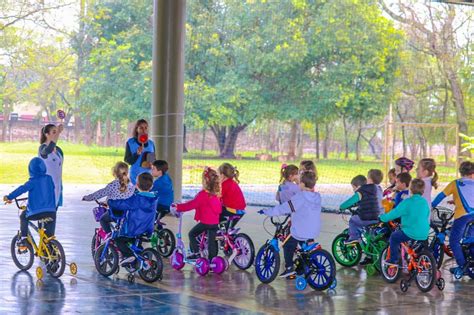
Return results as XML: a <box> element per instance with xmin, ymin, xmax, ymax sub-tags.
<box><xmin>200</xmin><ymin>127</ymin><xmax>206</xmax><ymax>152</ymax></box>
<box><xmin>104</xmin><ymin>117</ymin><xmax>111</xmax><ymax>146</ymax></box>
<box><xmin>1</xmin><ymin>104</ymin><xmax>11</xmax><ymax>142</ymax></box>
<box><xmin>115</xmin><ymin>120</ymin><xmax>122</xmax><ymax>147</ymax></box>
<box><xmin>84</xmin><ymin>114</ymin><xmax>92</xmax><ymax>145</ymax></box>
<box><xmin>210</xmin><ymin>124</ymin><xmax>247</xmax><ymax>158</ymax></box>
<box><xmin>342</xmin><ymin>116</ymin><xmax>349</xmax><ymax>159</ymax></box>
<box><xmin>442</xmin><ymin>85</ymin><xmax>449</xmax><ymax>163</ymax></box>
<box><xmin>446</xmin><ymin>67</ymin><xmax>469</xmax><ymax>156</ymax></box>
<box><xmin>183</xmin><ymin>124</ymin><xmax>188</xmax><ymax>153</ymax></box>
<box><xmin>96</xmin><ymin>120</ymin><xmax>102</xmax><ymax>146</ymax></box>
<box><xmin>323</xmin><ymin>123</ymin><xmax>331</xmax><ymax>159</ymax></box>
<box><xmin>315</xmin><ymin>123</ymin><xmax>320</xmax><ymax>160</ymax></box>
<box><xmin>396</xmin><ymin>106</ymin><xmax>407</xmax><ymax>157</ymax></box>
<box><xmin>296</xmin><ymin>123</ymin><xmax>304</xmax><ymax>158</ymax></box>
<box><xmin>355</xmin><ymin>121</ymin><xmax>362</xmax><ymax>161</ymax></box>
<box><xmin>288</xmin><ymin>120</ymin><xmax>298</xmax><ymax>159</ymax></box>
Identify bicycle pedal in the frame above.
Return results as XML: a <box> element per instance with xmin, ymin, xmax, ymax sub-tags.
<box><xmin>288</xmin><ymin>275</ymin><xmax>296</xmax><ymax>280</ymax></box>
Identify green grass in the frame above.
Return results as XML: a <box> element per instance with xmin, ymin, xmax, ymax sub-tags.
<box><xmin>0</xmin><ymin>142</ymin><xmax>457</xmax><ymax>185</ymax></box>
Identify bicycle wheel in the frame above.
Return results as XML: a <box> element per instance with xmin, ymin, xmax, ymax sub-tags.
<box><xmin>415</xmin><ymin>250</ymin><xmax>436</xmax><ymax>292</ymax></box>
<box><xmin>430</xmin><ymin>238</ymin><xmax>444</xmax><ymax>269</ymax></box>
<box><xmin>94</xmin><ymin>243</ymin><xmax>119</xmax><ymax>277</ymax></box>
<box><xmin>10</xmin><ymin>234</ymin><xmax>34</xmax><ymax>271</ymax></box>
<box><xmin>380</xmin><ymin>247</ymin><xmax>400</xmax><ymax>283</ymax></box>
<box><xmin>91</xmin><ymin>233</ymin><xmax>98</xmax><ymax>259</ymax></box>
<box><xmin>138</xmin><ymin>248</ymin><xmax>163</xmax><ymax>283</ymax></box>
<box><xmin>45</xmin><ymin>239</ymin><xmax>66</xmax><ymax>278</ymax></box>
<box><xmin>331</xmin><ymin>233</ymin><xmax>362</xmax><ymax>267</ymax></box>
<box><xmin>155</xmin><ymin>228</ymin><xmax>176</xmax><ymax>258</ymax></box>
<box><xmin>233</xmin><ymin>233</ymin><xmax>255</xmax><ymax>270</ymax></box>
<box><xmin>306</xmin><ymin>249</ymin><xmax>336</xmax><ymax>291</ymax></box>
<box><xmin>255</xmin><ymin>244</ymin><xmax>280</xmax><ymax>284</ymax></box>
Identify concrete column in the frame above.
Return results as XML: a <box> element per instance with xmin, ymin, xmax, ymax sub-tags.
<box><xmin>152</xmin><ymin>0</ymin><xmax>186</xmax><ymax>200</ymax></box>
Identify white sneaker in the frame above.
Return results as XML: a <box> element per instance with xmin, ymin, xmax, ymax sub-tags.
<box><xmin>120</xmin><ymin>256</ymin><xmax>136</xmax><ymax>266</ymax></box>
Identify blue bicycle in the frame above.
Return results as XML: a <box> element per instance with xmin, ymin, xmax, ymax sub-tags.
<box><xmin>254</xmin><ymin>215</ymin><xmax>337</xmax><ymax>291</ymax></box>
<box><xmin>94</xmin><ymin>211</ymin><xmax>163</xmax><ymax>283</ymax></box>
<box><xmin>428</xmin><ymin>206</ymin><xmax>454</xmax><ymax>268</ymax></box>
<box><xmin>452</xmin><ymin>220</ymin><xmax>474</xmax><ymax>279</ymax></box>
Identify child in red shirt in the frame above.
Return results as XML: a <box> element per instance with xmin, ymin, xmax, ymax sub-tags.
<box><xmin>218</xmin><ymin>163</ymin><xmax>246</xmax><ymax>229</ymax></box>
<box><xmin>172</xmin><ymin>167</ymin><xmax>221</xmax><ymax>260</ymax></box>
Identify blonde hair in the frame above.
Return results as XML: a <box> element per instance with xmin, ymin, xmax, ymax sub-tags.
<box><xmin>419</xmin><ymin>158</ymin><xmax>438</xmax><ymax>189</ymax></box>
<box><xmin>203</xmin><ymin>167</ymin><xmax>220</xmax><ymax>195</ymax></box>
<box><xmin>218</xmin><ymin>163</ymin><xmax>240</xmax><ymax>183</ymax></box>
<box><xmin>112</xmin><ymin>162</ymin><xmax>130</xmax><ymax>193</ymax></box>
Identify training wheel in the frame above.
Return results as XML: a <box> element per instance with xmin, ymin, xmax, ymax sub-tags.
<box><xmin>400</xmin><ymin>279</ymin><xmax>409</xmax><ymax>292</ymax></box>
<box><xmin>70</xmin><ymin>262</ymin><xmax>78</xmax><ymax>275</ymax></box>
<box><xmin>366</xmin><ymin>264</ymin><xmax>377</xmax><ymax>276</ymax></box>
<box><xmin>295</xmin><ymin>276</ymin><xmax>307</xmax><ymax>291</ymax></box>
<box><xmin>210</xmin><ymin>256</ymin><xmax>226</xmax><ymax>275</ymax></box>
<box><xmin>437</xmin><ymin>277</ymin><xmax>445</xmax><ymax>291</ymax></box>
<box><xmin>127</xmin><ymin>274</ymin><xmax>135</xmax><ymax>283</ymax></box>
<box><xmin>170</xmin><ymin>252</ymin><xmax>185</xmax><ymax>270</ymax></box>
<box><xmin>36</xmin><ymin>279</ymin><xmax>44</xmax><ymax>289</ymax></box>
<box><xmin>36</xmin><ymin>266</ymin><xmax>43</xmax><ymax>280</ymax></box>
<box><xmin>195</xmin><ymin>258</ymin><xmax>210</xmax><ymax>276</ymax></box>
<box><xmin>329</xmin><ymin>278</ymin><xmax>337</xmax><ymax>290</ymax></box>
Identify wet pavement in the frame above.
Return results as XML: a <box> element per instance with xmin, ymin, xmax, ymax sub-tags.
<box><xmin>0</xmin><ymin>184</ymin><xmax>473</xmax><ymax>314</ymax></box>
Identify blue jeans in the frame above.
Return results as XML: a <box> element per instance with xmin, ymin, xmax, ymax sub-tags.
<box><xmin>348</xmin><ymin>215</ymin><xmax>378</xmax><ymax>241</ymax></box>
<box><xmin>449</xmin><ymin>213</ymin><xmax>474</xmax><ymax>267</ymax></box>
<box><xmin>388</xmin><ymin>230</ymin><xmax>412</xmax><ymax>263</ymax></box>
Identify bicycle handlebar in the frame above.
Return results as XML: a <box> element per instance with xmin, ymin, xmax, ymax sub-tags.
<box><xmin>270</xmin><ymin>215</ymin><xmax>291</xmax><ymax>227</ymax></box>
<box><xmin>433</xmin><ymin>206</ymin><xmax>455</xmax><ymax>222</ymax></box>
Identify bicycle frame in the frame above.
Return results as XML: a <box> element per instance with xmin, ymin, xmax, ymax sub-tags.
<box><xmin>265</xmin><ymin>215</ymin><xmax>292</xmax><ymax>252</ymax></box>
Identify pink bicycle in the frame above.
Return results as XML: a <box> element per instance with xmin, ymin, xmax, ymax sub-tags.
<box><xmin>170</xmin><ymin>213</ymin><xmax>227</xmax><ymax>276</ymax></box>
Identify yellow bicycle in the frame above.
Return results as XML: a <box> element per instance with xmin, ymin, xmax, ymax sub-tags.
<box><xmin>8</xmin><ymin>197</ymin><xmax>77</xmax><ymax>279</ymax></box>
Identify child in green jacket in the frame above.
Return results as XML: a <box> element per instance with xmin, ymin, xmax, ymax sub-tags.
<box><xmin>379</xmin><ymin>178</ymin><xmax>430</xmax><ymax>266</ymax></box>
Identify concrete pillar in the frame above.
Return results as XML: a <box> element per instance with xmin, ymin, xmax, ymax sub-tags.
<box><xmin>152</xmin><ymin>0</ymin><xmax>186</xmax><ymax>200</ymax></box>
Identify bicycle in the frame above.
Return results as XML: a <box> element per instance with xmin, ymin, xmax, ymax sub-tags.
<box><xmin>7</xmin><ymin>197</ymin><xmax>77</xmax><ymax>280</ymax></box>
<box><xmin>331</xmin><ymin>206</ymin><xmax>390</xmax><ymax>275</ymax></box>
<box><xmin>195</xmin><ymin>215</ymin><xmax>255</xmax><ymax>270</ymax></box>
<box><xmin>451</xmin><ymin>220</ymin><xmax>474</xmax><ymax>280</ymax></box>
<box><xmin>170</xmin><ymin>213</ymin><xmax>227</xmax><ymax>276</ymax></box>
<box><xmin>428</xmin><ymin>206</ymin><xmax>454</xmax><ymax>268</ymax></box>
<box><xmin>94</xmin><ymin>210</ymin><xmax>163</xmax><ymax>283</ymax></box>
<box><xmin>380</xmin><ymin>239</ymin><xmax>443</xmax><ymax>292</ymax></box>
<box><xmin>254</xmin><ymin>215</ymin><xmax>337</xmax><ymax>291</ymax></box>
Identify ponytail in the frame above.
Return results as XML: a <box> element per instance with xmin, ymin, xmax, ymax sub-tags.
<box><xmin>419</xmin><ymin>158</ymin><xmax>438</xmax><ymax>190</ymax></box>
<box><xmin>280</xmin><ymin>164</ymin><xmax>299</xmax><ymax>184</ymax></box>
<box><xmin>218</xmin><ymin>163</ymin><xmax>240</xmax><ymax>184</ymax></box>
<box><xmin>112</xmin><ymin>162</ymin><xmax>130</xmax><ymax>192</ymax></box>
<box><xmin>40</xmin><ymin>124</ymin><xmax>56</xmax><ymax>144</ymax></box>
<box><xmin>432</xmin><ymin>171</ymin><xmax>439</xmax><ymax>190</ymax></box>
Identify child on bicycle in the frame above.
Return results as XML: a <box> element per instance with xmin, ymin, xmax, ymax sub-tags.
<box><xmin>416</xmin><ymin>158</ymin><xmax>438</xmax><ymax>205</ymax></box>
<box><xmin>218</xmin><ymin>163</ymin><xmax>246</xmax><ymax>229</ymax></box>
<box><xmin>258</xmin><ymin>171</ymin><xmax>321</xmax><ymax>278</ymax></box>
<box><xmin>4</xmin><ymin>158</ymin><xmax>57</xmax><ymax>246</ymax></box>
<box><xmin>383</xmin><ymin>168</ymin><xmax>397</xmax><ymax>198</ymax></box>
<box><xmin>393</xmin><ymin>173</ymin><xmax>412</xmax><ymax>208</ymax></box>
<box><xmin>340</xmin><ymin>170</ymin><xmax>383</xmax><ymax>246</ymax></box>
<box><xmin>108</xmin><ymin>173</ymin><xmax>158</xmax><ymax>266</ymax></box>
<box><xmin>82</xmin><ymin>161</ymin><xmax>135</xmax><ymax>235</ymax></box>
<box><xmin>151</xmin><ymin>160</ymin><xmax>174</xmax><ymax>224</ymax></box>
<box><xmin>380</xmin><ymin>179</ymin><xmax>430</xmax><ymax>266</ymax></box>
<box><xmin>171</xmin><ymin>167</ymin><xmax>222</xmax><ymax>260</ymax></box>
<box><xmin>276</xmin><ymin>164</ymin><xmax>300</xmax><ymax>204</ymax></box>
<box><xmin>394</xmin><ymin>157</ymin><xmax>414</xmax><ymax>175</ymax></box>
<box><xmin>432</xmin><ymin>161</ymin><xmax>474</xmax><ymax>274</ymax></box>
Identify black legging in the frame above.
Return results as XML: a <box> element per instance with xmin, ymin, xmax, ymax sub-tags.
<box><xmin>99</xmin><ymin>209</ymin><xmax>124</xmax><ymax>234</ymax></box>
<box><xmin>115</xmin><ymin>236</ymin><xmax>135</xmax><ymax>257</ymax></box>
<box><xmin>189</xmin><ymin>223</ymin><xmax>218</xmax><ymax>259</ymax></box>
<box><xmin>20</xmin><ymin>211</ymin><xmax>56</xmax><ymax>237</ymax></box>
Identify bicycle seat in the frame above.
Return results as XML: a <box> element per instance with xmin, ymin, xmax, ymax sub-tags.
<box><xmin>38</xmin><ymin>217</ymin><xmax>54</xmax><ymax>225</ymax></box>
<box><xmin>406</xmin><ymin>240</ymin><xmax>427</xmax><ymax>251</ymax></box>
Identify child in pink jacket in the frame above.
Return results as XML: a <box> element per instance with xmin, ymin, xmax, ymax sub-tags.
<box><xmin>172</xmin><ymin>167</ymin><xmax>221</xmax><ymax>260</ymax></box>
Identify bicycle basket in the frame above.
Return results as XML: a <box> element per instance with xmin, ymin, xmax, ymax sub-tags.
<box><xmin>93</xmin><ymin>206</ymin><xmax>107</xmax><ymax>222</ymax></box>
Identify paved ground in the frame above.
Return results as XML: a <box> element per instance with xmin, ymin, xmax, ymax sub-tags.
<box><xmin>0</xmin><ymin>185</ymin><xmax>472</xmax><ymax>314</ymax></box>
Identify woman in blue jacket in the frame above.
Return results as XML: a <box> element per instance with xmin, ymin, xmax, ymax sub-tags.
<box><xmin>4</xmin><ymin>158</ymin><xmax>57</xmax><ymax>242</ymax></box>
<box><xmin>124</xmin><ymin>119</ymin><xmax>156</xmax><ymax>185</ymax></box>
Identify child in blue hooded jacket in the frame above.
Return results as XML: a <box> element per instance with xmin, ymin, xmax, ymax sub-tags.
<box><xmin>4</xmin><ymin>158</ymin><xmax>56</xmax><ymax>245</ymax></box>
<box><xmin>259</xmin><ymin>171</ymin><xmax>321</xmax><ymax>278</ymax></box>
<box><xmin>108</xmin><ymin>172</ymin><xmax>158</xmax><ymax>266</ymax></box>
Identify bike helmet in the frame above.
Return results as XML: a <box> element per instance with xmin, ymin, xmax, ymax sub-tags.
<box><xmin>395</xmin><ymin>157</ymin><xmax>415</xmax><ymax>172</ymax></box>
